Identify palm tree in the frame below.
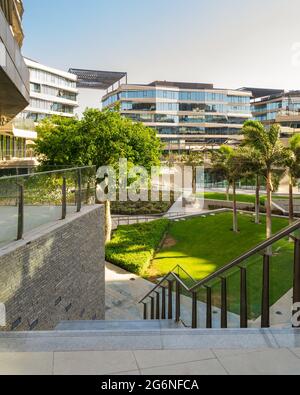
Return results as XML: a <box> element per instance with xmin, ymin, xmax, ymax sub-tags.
<box><xmin>242</xmin><ymin>121</ymin><xmax>286</xmax><ymax>239</ymax></box>
<box><xmin>236</xmin><ymin>147</ymin><xmax>265</xmax><ymax>225</ymax></box>
<box><xmin>285</xmin><ymin>134</ymin><xmax>300</xmax><ymax>225</ymax></box>
<box><xmin>212</xmin><ymin>146</ymin><xmax>240</xmax><ymax>233</ymax></box>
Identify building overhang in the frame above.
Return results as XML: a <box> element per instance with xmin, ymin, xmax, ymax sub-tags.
<box><xmin>0</xmin><ymin>6</ymin><xmax>29</xmax><ymax>124</ymax></box>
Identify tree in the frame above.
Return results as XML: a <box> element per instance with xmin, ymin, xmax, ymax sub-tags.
<box><xmin>285</xmin><ymin>134</ymin><xmax>300</xmax><ymax>225</ymax></box>
<box><xmin>242</xmin><ymin>121</ymin><xmax>287</xmax><ymax>239</ymax></box>
<box><xmin>236</xmin><ymin>147</ymin><xmax>265</xmax><ymax>225</ymax></box>
<box><xmin>35</xmin><ymin>109</ymin><xmax>162</xmax><ymax>242</ymax></box>
<box><xmin>212</xmin><ymin>146</ymin><xmax>240</xmax><ymax>233</ymax></box>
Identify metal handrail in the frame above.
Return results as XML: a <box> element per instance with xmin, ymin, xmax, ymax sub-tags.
<box><xmin>139</xmin><ymin>220</ymin><xmax>300</xmax><ymax>303</ymax></box>
<box><xmin>139</xmin><ymin>265</ymin><xmax>194</xmax><ymax>304</ymax></box>
<box><xmin>0</xmin><ymin>165</ymin><xmax>96</xmax><ymax>181</ymax></box>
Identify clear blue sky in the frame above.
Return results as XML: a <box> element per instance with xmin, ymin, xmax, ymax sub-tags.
<box><xmin>23</xmin><ymin>0</ymin><xmax>300</xmax><ymax>89</ymax></box>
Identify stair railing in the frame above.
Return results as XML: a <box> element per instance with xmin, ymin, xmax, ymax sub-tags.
<box><xmin>139</xmin><ymin>220</ymin><xmax>300</xmax><ymax>329</ymax></box>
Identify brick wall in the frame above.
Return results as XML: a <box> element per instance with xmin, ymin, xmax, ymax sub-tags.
<box><xmin>0</xmin><ymin>205</ymin><xmax>105</xmax><ymax>331</ymax></box>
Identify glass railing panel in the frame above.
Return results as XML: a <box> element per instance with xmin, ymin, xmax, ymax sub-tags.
<box><xmin>23</xmin><ymin>171</ymin><xmax>64</xmax><ymax>232</ymax></box>
<box><xmin>0</xmin><ymin>178</ymin><xmax>19</xmax><ymax>247</ymax></box>
<box><xmin>0</xmin><ymin>167</ymin><xmax>96</xmax><ymax>248</ymax></box>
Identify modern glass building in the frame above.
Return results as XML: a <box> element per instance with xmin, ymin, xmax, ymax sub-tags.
<box><xmin>249</xmin><ymin>88</ymin><xmax>300</xmax><ymax>139</ymax></box>
<box><xmin>102</xmin><ymin>81</ymin><xmax>252</xmax><ymax>151</ymax></box>
<box><xmin>0</xmin><ymin>0</ymin><xmax>30</xmax><ymax>163</ymax></box>
<box><xmin>18</xmin><ymin>58</ymin><xmax>79</xmax><ymax>125</ymax></box>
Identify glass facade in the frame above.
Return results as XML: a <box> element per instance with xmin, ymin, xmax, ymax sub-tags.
<box><xmin>252</xmin><ymin>94</ymin><xmax>300</xmax><ymax>125</ymax></box>
<box><xmin>102</xmin><ymin>84</ymin><xmax>251</xmax><ymax>151</ymax></box>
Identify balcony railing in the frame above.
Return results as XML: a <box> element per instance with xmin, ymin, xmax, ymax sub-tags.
<box><xmin>139</xmin><ymin>220</ymin><xmax>300</xmax><ymax>329</ymax></box>
<box><xmin>0</xmin><ymin>166</ymin><xmax>96</xmax><ymax>247</ymax></box>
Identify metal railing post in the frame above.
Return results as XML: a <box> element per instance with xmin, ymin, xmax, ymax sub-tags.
<box><xmin>150</xmin><ymin>297</ymin><xmax>155</xmax><ymax>320</ymax></box>
<box><xmin>261</xmin><ymin>254</ymin><xmax>270</xmax><ymax>328</ymax></box>
<box><xmin>76</xmin><ymin>168</ymin><xmax>82</xmax><ymax>213</ymax></box>
<box><xmin>293</xmin><ymin>237</ymin><xmax>300</xmax><ymax>326</ymax></box>
<box><xmin>143</xmin><ymin>303</ymin><xmax>148</xmax><ymax>320</ymax></box>
<box><xmin>155</xmin><ymin>292</ymin><xmax>160</xmax><ymax>320</ymax></box>
<box><xmin>161</xmin><ymin>287</ymin><xmax>166</xmax><ymax>320</ymax></box>
<box><xmin>206</xmin><ymin>287</ymin><xmax>212</xmax><ymax>329</ymax></box>
<box><xmin>221</xmin><ymin>277</ymin><xmax>228</xmax><ymax>329</ymax></box>
<box><xmin>240</xmin><ymin>267</ymin><xmax>248</xmax><ymax>328</ymax></box>
<box><xmin>175</xmin><ymin>281</ymin><xmax>181</xmax><ymax>323</ymax></box>
<box><xmin>192</xmin><ymin>292</ymin><xmax>198</xmax><ymax>329</ymax></box>
<box><xmin>61</xmin><ymin>176</ymin><xmax>67</xmax><ymax>220</ymax></box>
<box><xmin>17</xmin><ymin>184</ymin><xmax>24</xmax><ymax>240</ymax></box>
<box><xmin>168</xmin><ymin>280</ymin><xmax>173</xmax><ymax>319</ymax></box>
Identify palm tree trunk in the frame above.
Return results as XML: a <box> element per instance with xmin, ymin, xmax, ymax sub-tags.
<box><xmin>192</xmin><ymin>166</ymin><xmax>197</xmax><ymax>195</ymax></box>
<box><xmin>232</xmin><ymin>181</ymin><xmax>238</xmax><ymax>233</ymax></box>
<box><xmin>289</xmin><ymin>176</ymin><xmax>294</xmax><ymax>226</ymax></box>
<box><xmin>266</xmin><ymin>170</ymin><xmax>272</xmax><ymax>240</ymax></box>
<box><xmin>255</xmin><ymin>175</ymin><xmax>261</xmax><ymax>225</ymax></box>
<box><xmin>105</xmin><ymin>200</ymin><xmax>112</xmax><ymax>243</ymax></box>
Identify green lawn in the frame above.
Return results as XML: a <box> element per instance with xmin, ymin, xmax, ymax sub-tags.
<box><xmin>149</xmin><ymin>213</ymin><xmax>293</xmax><ymax>318</ymax></box>
<box><xmin>199</xmin><ymin>192</ymin><xmax>266</xmax><ymax>205</ymax></box>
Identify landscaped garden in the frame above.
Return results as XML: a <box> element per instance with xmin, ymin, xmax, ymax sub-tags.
<box><xmin>106</xmin><ymin>212</ymin><xmax>294</xmax><ymax>318</ymax></box>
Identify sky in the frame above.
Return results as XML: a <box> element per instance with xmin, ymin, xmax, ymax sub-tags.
<box><xmin>23</xmin><ymin>0</ymin><xmax>300</xmax><ymax>90</ymax></box>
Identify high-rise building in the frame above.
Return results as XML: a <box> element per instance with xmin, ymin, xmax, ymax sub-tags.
<box><xmin>0</xmin><ymin>0</ymin><xmax>30</xmax><ymax>163</ymax></box>
<box><xmin>102</xmin><ymin>81</ymin><xmax>252</xmax><ymax>152</ymax></box>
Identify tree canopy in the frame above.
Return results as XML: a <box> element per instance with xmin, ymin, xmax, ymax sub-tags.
<box><xmin>35</xmin><ymin>109</ymin><xmax>163</xmax><ymax>170</ymax></box>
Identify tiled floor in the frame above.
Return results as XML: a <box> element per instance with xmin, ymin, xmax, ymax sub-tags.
<box><xmin>1</xmin><ymin>348</ymin><xmax>300</xmax><ymax>375</ymax></box>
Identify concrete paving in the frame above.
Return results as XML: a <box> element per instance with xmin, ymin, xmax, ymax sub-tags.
<box><xmin>1</xmin><ymin>328</ymin><xmax>300</xmax><ymax>375</ymax></box>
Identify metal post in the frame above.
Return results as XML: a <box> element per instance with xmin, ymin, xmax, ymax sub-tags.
<box><xmin>17</xmin><ymin>184</ymin><xmax>24</xmax><ymax>240</ymax></box>
<box><xmin>175</xmin><ymin>281</ymin><xmax>181</xmax><ymax>323</ymax></box>
<box><xmin>168</xmin><ymin>280</ymin><xmax>173</xmax><ymax>319</ymax></box>
<box><xmin>261</xmin><ymin>254</ymin><xmax>270</xmax><ymax>328</ymax></box>
<box><xmin>221</xmin><ymin>277</ymin><xmax>228</xmax><ymax>329</ymax></box>
<box><xmin>143</xmin><ymin>303</ymin><xmax>147</xmax><ymax>320</ymax></box>
<box><xmin>192</xmin><ymin>292</ymin><xmax>198</xmax><ymax>329</ymax></box>
<box><xmin>61</xmin><ymin>176</ymin><xmax>67</xmax><ymax>220</ymax></box>
<box><xmin>161</xmin><ymin>287</ymin><xmax>166</xmax><ymax>320</ymax></box>
<box><xmin>293</xmin><ymin>238</ymin><xmax>300</xmax><ymax>326</ymax></box>
<box><xmin>150</xmin><ymin>297</ymin><xmax>155</xmax><ymax>320</ymax></box>
<box><xmin>76</xmin><ymin>169</ymin><xmax>82</xmax><ymax>213</ymax></box>
<box><xmin>240</xmin><ymin>267</ymin><xmax>248</xmax><ymax>328</ymax></box>
<box><xmin>206</xmin><ymin>287</ymin><xmax>212</xmax><ymax>329</ymax></box>
<box><xmin>155</xmin><ymin>292</ymin><xmax>160</xmax><ymax>320</ymax></box>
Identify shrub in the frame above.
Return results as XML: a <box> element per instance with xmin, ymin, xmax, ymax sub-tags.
<box><xmin>106</xmin><ymin>219</ymin><xmax>170</xmax><ymax>275</ymax></box>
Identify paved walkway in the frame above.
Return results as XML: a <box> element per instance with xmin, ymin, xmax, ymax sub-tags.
<box><xmin>105</xmin><ymin>263</ymin><xmax>153</xmax><ymax>321</ymax></box>
<box><xmin>1</xmin><ymin>346</ymin><xmax>300</xmax><ymax>375</ymax></box>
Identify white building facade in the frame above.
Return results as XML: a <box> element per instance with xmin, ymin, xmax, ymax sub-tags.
<box><xmin>18</xmin><ymin>59</ymin><xmax>78</xmax><ymax>126</ymax></box>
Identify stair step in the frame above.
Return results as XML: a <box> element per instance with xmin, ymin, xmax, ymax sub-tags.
<box><xmin>55</xmin><ymin>320</ymin><xmax>183</xmax><ymax>331</ymax></box>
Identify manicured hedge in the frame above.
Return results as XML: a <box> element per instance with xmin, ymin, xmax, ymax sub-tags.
<box><xmin>106</xmin><ymin>219</ymin><xmax>170</xmax><ymax>275</ymax></box>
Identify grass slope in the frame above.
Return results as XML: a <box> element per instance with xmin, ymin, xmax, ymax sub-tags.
<box><xmin>149</xmin><ymin>213</ymin><xmax>292</xmax><ymax>318</ymax></box>
<box><xmin>106</xmin><ymin>219</ymin><xmax>170</xmax><ymax>275</ymax></box>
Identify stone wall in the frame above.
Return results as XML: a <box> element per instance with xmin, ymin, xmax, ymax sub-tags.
<box><xmin>0</xmin><ymin>205</ymin><xmax>105</xmax><ymax>331</ymax></box>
